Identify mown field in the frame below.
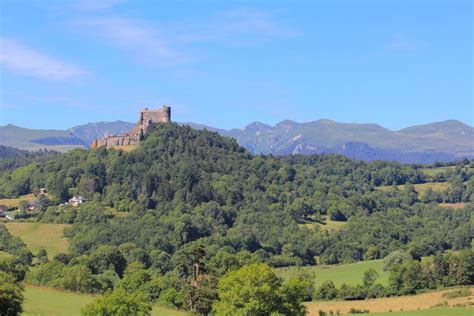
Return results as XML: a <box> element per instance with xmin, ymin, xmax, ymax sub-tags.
<box><xmin>419</xmin><ymin>166</ymin><xmax>473</xmax><ymax>177</ymax></box>
<box><xmin>376</xmin><ymin>182</ymin><xmax>450</xmax><ymax>197</ymax></box>
<box><xmin>419</xmin><ymin>166</ymin><xmax>455</xmax><ymax>177</ymax></box>
<box><xmin>369</xmin><ymin>307</ymin><xmax>473</xmax><ymax>316</ymax></box>
<box><xmin>5</xmin><ymin>222</ymin><xmax>70</xmax><ymax>257</ymax></box>
<box><xmin>306</xmin><ymin>287</ymin><xmax>474</xmax><ymax>315</ymax></box>
<box><xmin>299</xmin><ymin>217</ymin><xmax>347</xmax><ymax>232</ymax></box>
<box><xmin>439</xmin><ymin>202</ymin><xmax>470</xmax><ymax>209</ymax></box>
<box><xmin>276</xmin><ymin>259</ymin><xmax>388</xmax><ymax>287</ymax></box>
<box><xmin>23</xmin><ymin>286</ymin><xmax>190</xmax><ymax>316</ymax></box>
<box><xmin>0</xmin><ymin>193</ymin><xmax>36</xmax><ymax>208</ymax></box>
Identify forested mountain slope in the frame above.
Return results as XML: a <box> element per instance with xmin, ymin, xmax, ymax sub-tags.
<box><xmin>0</xmin><ymin>123</ymin><xmax>472</xmax><ymax>265</ymax></box>
<box><xmin>0</xmin><ymin>123</ymin><xmax>472</xmax><ymax>314</ymax></box>
<box><xmin>0</xmin><ymin>145</ymin><xmax>58</xmax><ymax>174</ymax></box>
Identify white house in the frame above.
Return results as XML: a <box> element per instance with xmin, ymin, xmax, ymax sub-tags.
<box><xmin>68</xmin><ymin>196</ymin><xmax>84</xmax><ymax>207</ymax></box>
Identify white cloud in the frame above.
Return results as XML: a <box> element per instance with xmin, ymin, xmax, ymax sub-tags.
<box><xmin>175</xmin><ymin>8</ymin><xmax>298</xmax><ymax>45</ymax></box>
<box><xmin>0</xmin><ymin>38</ymin><xmax>88</xmax><ymax>81</ymax></box>
<box><xmin>78</xmin><ymin>17</ymin><xmax>190</xmax><ymax>67</ymax></box>
<box><xmin>77</xmin><ymin>9</ymin><xmax>298</xmax><ymax>67</ymax></box>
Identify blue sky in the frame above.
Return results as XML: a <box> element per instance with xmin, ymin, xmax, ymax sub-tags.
<box><xmin>0</xmin><ymin>0</ymin><xmax>472</xmax><ymax>130</ymax></box>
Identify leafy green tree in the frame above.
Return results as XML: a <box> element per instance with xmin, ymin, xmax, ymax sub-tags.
<box><xmin>389</xmin><ymin>260</ymin><xmax>425</xmax><ymax>295</ymax></box>
<box><xmin>25</xmin><ymin>260</ymin><xmax>65</xmax><ymax>286</ymax></box>
<box><xmin>213</xmin><ymin>263</ymin><xmax>306</xmax><ymax>316</ymax></box>
<box><xmin>81</xmin><ymin>288</ymin><xmax>151</xmax><ymax>316</ymax></box>
<box><xmin>0</xmin><ymin>271</ymin><xmax>24</xmax><ymax>316</ymax></box>
<box><xmin>278</xmin><ymin>276</ymin><xmax>311</xmax><ymax>315</ymax></box>
<box><xmin>87</xmin><ymin>245</ymin><xmax>127</xmax><ymax>277</ymax></box>
<box><xmin>16</xmin><ymin>248</ymin><xmax>33</xmax><ymax>266</ymax></box>
<box><xmin>35</xmin><ymin>194</ymin><xmax>51</xmax><ymax>212</ymax></box>
<box><xmin>57</xmin><ymin>265</ymin><xmax>100</xmax><ymax>293</ymax></box>
<box><xmin>0</xmin><ymin>257</ymin><xmax>28</xmax><ymax>282</ymax></box>
<box><xmin>363</xmin><ymin>269</ymin><xmax>379</xmax><ymax>288</ymax></box>
<box><xmin>383</xmin><ymin>251</ymin><xmax>412</xmax><ymax>271</ymax></box>
<box><xmin>315</xmin><ymin>280</ymin><xmax>338</xmax><ymax>300</ymax></box>
<box><xmin>118</xmin><ymin>262</ymin><xmax>152</xmax><ymax>294</ymax></box>
<box><xmin>37</xmin><ymin>248</ymin><xmax>49</xmax><ymax>264</ymax></box>
<box><xmin>18</xmin><ymin>200</ymin><xmax>29</xmax><ymax>212</ymax></box>
<box><xmin>213</xmin><ymin>263</ymin><xmax>281</xmax><ymax>315</ymax></box>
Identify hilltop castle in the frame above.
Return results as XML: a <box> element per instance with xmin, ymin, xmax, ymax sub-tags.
<box><xmin>91</xmin><ymin>106</ymin><xmax>171</xmax><ymax>148</ymax></box>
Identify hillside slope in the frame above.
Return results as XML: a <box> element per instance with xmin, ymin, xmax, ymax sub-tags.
<box><xmin>2</xmin><ymin>119</ymin><xmax>472</xmax><ymax>163</ymax></box>
<box><xmin>219</xmin><ymin>119</ymin><xmax>474</xmax><ymax>161</ymax></box>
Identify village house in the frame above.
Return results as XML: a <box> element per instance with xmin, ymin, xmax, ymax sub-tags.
<box><xmin>27</xmin><ymin>200</ymin><xmax>37</xmax><ymax>211</ymax></box>
<box><xmin>68</xmin><ymin>196</ymin><xmax>84</xmax><ymax>207</ymax></box>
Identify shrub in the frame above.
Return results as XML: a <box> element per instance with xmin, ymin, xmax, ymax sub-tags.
<box><xmin>0</xmin><ymin>271</ymin><xmax>24</xmax><ymax>316</ymax></box>
<box><xmin>315</xmin><ymin>280</ymin><xmax>338</xmax><ymax>300</ymax></box>
<box><xmin>81</xmin><ymin>288</ymin><xmax>151</xmax><ymax>316</ymax></box>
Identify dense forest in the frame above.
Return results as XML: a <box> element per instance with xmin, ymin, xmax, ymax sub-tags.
<box><xmin>0</xmin><ymin>145</ymin><xmax>58</xmax><ymax>174</ymax></box>
<box><xmin>0</xmin><ymin>123</ymin><xmax>472</xmax><ymax>314</ymax></box>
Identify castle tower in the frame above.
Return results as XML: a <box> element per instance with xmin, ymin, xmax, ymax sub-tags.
<box><xmin>92</xmin><ymin>105</ymin><xmax>171</xmax><ymax>148</ymax></box>
<box><xmin>161</xmin><ymin>105</ymin><xmax>171</xmax><ymax>123</ymax></box>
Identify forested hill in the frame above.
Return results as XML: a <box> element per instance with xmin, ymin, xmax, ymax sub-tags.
<box><xmin>1</xmin><ymin>123</ymin><xmax>472</xmax><ymax>267</ymax></box>
<box><xmin>0</xmin><ymin>145</ymin><xmax>58</xmax><ymax>174</ymax></box>
<box><xmin>0</xmin><ymin>123</ymin><xmax>472</xmax><ymax>313</ymax></box>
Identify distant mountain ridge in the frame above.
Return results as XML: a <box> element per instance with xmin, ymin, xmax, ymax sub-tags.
<box><xmin>1</xmin><ymin>119</ymin><xmax>472</xmax><ymax>163</ymax></box>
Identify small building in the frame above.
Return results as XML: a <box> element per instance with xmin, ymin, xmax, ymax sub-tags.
<box><xmin>27</xmin><ymin>200</ymin><xmax>37</xmax><ymax>211</ymax></box>
<box><xmin>39</xmin><ymin>188</ymin><xmax>46</xmax><ymax>194</ymax></box>
<box><xmin>68</xmin><ymin>196</ymin><xmax>84</xmax><ymax>207</ymax></box>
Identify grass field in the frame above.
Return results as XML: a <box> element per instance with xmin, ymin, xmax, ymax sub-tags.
<box><xmin>419</xmin><ymin>166</ymin><xmax>473</xmax><ymax>177</ymax></box>
<box><xmin>306</xmin><ymin>287</ymin><xmax>474</xmax><ymax>315</ymax></box>
<box><xmin>439</xmin><ymin>202</ymin><xmax>470</xmax><ymax>209</ymax></box>
<box><xmin>105</xmin><ymin>207</ymin><xmax>131</xmax><ymax>218</ymax></box>
<box><xmin>419</xmin><ymin>166</ymin><xmax>455</xmax><ymax>177</ymax></box>
<box><xmin>111</xmin><ymin>144</ymin><xmax>137</xmax><ymax>152</ymax></box>
<box><xmin>276</xmin><ymin>259</ymin><xmax>388</xmax><ymax>288</ymax></box>
<box><xmin>23</xmin><ymin>286</ymin><xmax>189</xmax><ymax>316</ymax></box>
<box><xmin>5</xmin><ymin>222</ymin><xmax>70</xmax><ymax>257</ymax></box>
<box><xmin>377</xmin><ymin>182</ymin><xmax>450</xmax><ymax>198</ymax></box>
<box><xmin>300</xmin><ymin>217</ymin><xmax>347</xmax><ymax>232</ymax></box>
<box><xmin>0</xmin><ymin>193</ymin><xmax>36</xmax><ymax>209</ymax></box>
<box><xmin>0</xmin><ymin>250</ymin><xmax>13</xmax><ymax>259</ymax></box>
<box><xmin>368</xmin><ymin>307</ymin><xmax>474</xmax><ymax>316</ymax></box>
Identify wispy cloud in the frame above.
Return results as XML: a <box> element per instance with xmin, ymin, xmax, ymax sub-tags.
<box><xmin>78</xmin><ymin>17</ymin><xmax>190</xmax><ymax>66</ymax></box>
<box><xmin>0</xmin><ymin>38</ymin><xmax>88</xmax><ymax>81</ymax></box>
<box><xmin>389</xmin><ymin>34</ymin><xmax>428</xmax><ymax>51</ymax></box>
<box><xmin>73</xmin><ymin>0</ymin><xmax>122</xmax><ymax>12</ymax></box>
<box><xmin>175</xmin><ymin>9</ymin><xmax>298</xmax><ymax>45</ymax></box>
<box><xmin>76</xmin><ymin>8</ymin><xmax>298</xmax><ymax>67</ymax></box>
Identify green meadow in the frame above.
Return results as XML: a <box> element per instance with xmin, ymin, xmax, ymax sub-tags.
<box><xmin>23</xmin><ymin>286</ymin><xmax>189</xmax><ymax>316</ymax></box>
<box><xmin>276</xmin><ymin>259</ymin><xmax>389</xmax><ymax>287</ymax></box>
<box><xmin>368</xmin><ymin>307</ymin><xmax>473</xmax><ymax>316</ymax></box>
<box><xmin>5</xmin><ymin>222</ymin><xmax>70</xmax><ymax>258</ymax></box>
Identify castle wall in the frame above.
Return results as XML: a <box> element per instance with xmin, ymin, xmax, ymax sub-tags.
<box><xmin>92</xmin><ymin>105</ymin><xmax>171</xmax><ymax>149</ymax></box>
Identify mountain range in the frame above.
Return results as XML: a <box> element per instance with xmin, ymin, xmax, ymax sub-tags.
<box><xmin>1</xmin><ymin>119</ymin><xmax>472</xmax><ymax>163</ymax></box>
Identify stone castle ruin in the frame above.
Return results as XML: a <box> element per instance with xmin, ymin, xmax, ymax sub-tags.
<box><xmin>91</xmin><ymin>106</ymin><xmax>171</xmax><ymax>148</ymax></box>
